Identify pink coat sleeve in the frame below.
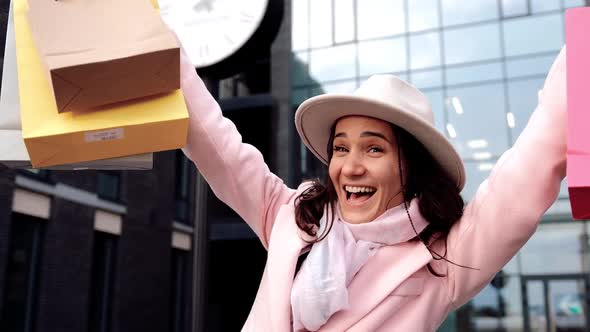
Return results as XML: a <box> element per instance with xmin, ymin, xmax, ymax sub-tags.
<box><xmin>445</xmin><ymin>47</ymin><xmax>568</xmax><ymax>308</ymax></box>
<box><xmin>178</xmin><ymin>50</ymin><xmax>297</xmax><ymax>249</ymax></box>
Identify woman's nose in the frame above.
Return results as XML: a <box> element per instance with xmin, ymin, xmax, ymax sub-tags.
<box><xmin>342</xmin><ymin>153</ymin><xmax>366</xmax><ymax>177</ymax></box>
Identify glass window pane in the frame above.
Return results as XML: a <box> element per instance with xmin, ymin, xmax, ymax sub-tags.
<box><xmin>410</xmin><ymin>69</ymin><xmax>443</xmax><ymax>90</ymax></box>
<box><xmin>559</xmin><ymin>178</ymin><xmax>569</xmax><ymax>199</ymax></box>
<box><xmin>358</xmin><ymin>37</ymin><xmax>406</xmax><ymax>76</ymax></box>
<box><xmin>506</xmin><ymin>53</ymin><xmax>559</xmax><ymax>79</ymax></box>
<box><xmin>89</xmin><ymin>232</ymin><xmax>117</xmax><ymax>332</ymax></box>
<box><xmin>1</xmin><ymin>215</ymin><xmax>43</xmax><ymax>332</ymax></box>
<box><xmin>503</xmin><ymin>14</ymin><xmax>564</xmax><ymax>57</ymax></box>
<box><xmin>408</xmin><ymin>0</ymin><xmax>440</xmax><ymax>32</ymax></box>
<box><xmin>359</xmin><ymin>73</ymin><xmax>408</xmax><ymax>88</ymax></box>
<box><xmin>503</xmin><ymin>252</ymin><xmax>520</xmax><ymax>274</ymax></box>
<box><xmin>97</xmin><ymin>172</ymin><xmax>120</xmax><ymax>201</ymax></box>
<box><xmin>292</xmin><ymin>88</ymin><xmax>308</xmax><ymax>106</ymax></box>
<box><xmin>463</xmin><ymin>160</ymin><xmax>495</xmax><ymax>202</ymax></box>
<box><xmin>446</xmin><ymin>62</ymin><xmax>503</xmax><ymax>86</ymax></box>
<box><xmin>423</xmin><ymin>89</ymin><xmax>445</xmax><ymax>133</ymax></box>
<box><xmin>531</xmin><ymin>0</ymin><xmax>560</xmax><ymax>13</ymax></box>
<box><xmin>310</xmin><ymin>80</ymin><xmax>357</xmax><ymax>96</ymax></box>
<box><xmin>334</xmin><ymin>0</ymin><xmax>354</xmax><ymax>43</ymax></box>
<box><xmin>525</xmin><ymin>280</ymin><xmax>547</xmax><ymax>330</ymax></box>
<box><xmin>292</xmin><ymin>52</ymin><xmax>310</xmax><ymax>86</ymax></box>
<box><xmin>444</xmin><ymin>23</ymin><xmax>502</xmax><ymax>65</ymax></box>
<box><xmin>442</xmin><ymin>0</ymin><xmax>499</xmax><ymax>26</ymax></box>
<box><xmin>310</xmin><ymin>0</ymin><xmax>332</xmax><ymax>48</ymax></box>
<box><xmin>357</xmin><ymin>0</ymin><xmax>405</xmax><ymax>40</ymax></box>
<box><xmin>502</xmin><ymin>0</ymin><xmax>528</xmax><ymax>17</ymax></box>
<box><xmin>170</xmin><ymin>249</ymin><xmax>188</xmax><ymax>332</ymax></box>
<box><xmin>520</xmin><ymin>222</ymin><xmax>585</xmax><ymax>274</ymax></box>
<box><xmin>564</xmin><ymin>0</ymin><xmax>586</xmax><ymax>9</ymax></box>
<box><xmin>446</xmin><ymin>83</ymin><xmax>510</xmax><ymax>159</ymax></box>
<box><xmin>310</xmin><ymin>44</ymin><xmax>356</xmax><ymax>82</ymax></box>
<box><xmin>548</xmin><ymin>279</ymin><xmax>588</xmax><ymax>330</ymax></box>
<box><xmin>471</xmin><ymin>276</ymin><xmax>523</xmax><ymax>331</ymax></box>
<box><xmin>409</xmin><ymin>32</ymin><xmax>441</xmax><ymax>70</ymax></box>
<box><xmin>292</xmin><ymin>0</ymin><xmax>309</xmax><ymax>50</ymax></box>
<box><xmin>507</xmin><ymin>78</ymin><xmax>544</xmax><ymax>144</ymax></box>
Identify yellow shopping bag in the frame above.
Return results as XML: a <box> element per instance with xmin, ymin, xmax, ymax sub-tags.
<box><xmin>14</xmin><ymin>0</ymin><xmax>188</xmax><ymax>168</ymax></box>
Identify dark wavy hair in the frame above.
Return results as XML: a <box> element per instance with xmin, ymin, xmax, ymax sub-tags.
<box><xmin>294</xmin><ymin>121</ymin><xmax>466</xmax><ymax>276</ymax></box>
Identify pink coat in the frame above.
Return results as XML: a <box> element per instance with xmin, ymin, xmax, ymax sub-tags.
<box><xmin>180</xmin><ymin>49</ymin><xmax>567</xmax><ymax>331</ymax></box>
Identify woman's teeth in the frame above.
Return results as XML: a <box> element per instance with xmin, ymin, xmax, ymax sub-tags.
<box><xmin>344</xmin><ymin>186</ymin><xmax>376</xmax><ymax>201</ymax></box>
<box><xmin>345</xmin><ymin>186</ymin><xmax>376</xmax><ymax>193</ymax></box>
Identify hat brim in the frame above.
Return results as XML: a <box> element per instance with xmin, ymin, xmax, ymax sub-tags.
<box><xmin>295</xmin><ymin>94</ymin><xmax>466</xmax><ymax>191</ymax></box>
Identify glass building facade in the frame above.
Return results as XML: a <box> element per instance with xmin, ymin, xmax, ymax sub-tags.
<box><xmin>291</xmin><ymin>0</ymin><xmax>589</xmax><ymax>331</ymax></box>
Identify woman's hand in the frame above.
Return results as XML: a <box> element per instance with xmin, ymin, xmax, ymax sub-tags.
<box><xmin>538</xmin><ymin>46</ymin><xmax>567</xmax><ymax>113</ymax></box>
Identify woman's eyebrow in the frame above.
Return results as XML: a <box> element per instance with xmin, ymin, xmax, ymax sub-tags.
<box><xmin>360</xmin><ymin>131</ymin><xmax>391</xmax><ymax>143</ymax></box>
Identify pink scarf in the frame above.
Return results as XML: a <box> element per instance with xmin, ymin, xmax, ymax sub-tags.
<box><xmin>290</xmin><ymin>199</ymin><xmax>429</xmax><ymax>331</ymax></box>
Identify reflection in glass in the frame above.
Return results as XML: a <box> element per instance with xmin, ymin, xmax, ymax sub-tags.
<box><xmin>423</xmin><ymin>89</ymin><xmax>445</xmax><ymax>133</ymax></box>
<box><xmin>531</xmin><ymin>0</ymin><xmax>560</xmax><ymax>13</ymax></box>
<box><xmin>507</xmin><ymin>78</ymin><xmax>544</xmax><ymax>144</ymax></box>
<box><xmin>526</xmin><ymin>281</ymin><xmax>549</xmax><ymax>332</ymax></box>
<box><xmin>444</xmin><ymin>23</ymin><xmax>501</xmax><ymax>65</ymax></box>
<box><xmin>446</xmin><ymin>83</ymin><xmax>509</xmax><ymax>159</ymax></box>
<box><xmin>310</xmin><ymin>80</ymin><xmax>357</xmax><ymax>96</ymax></box>
<box><xmin>357</xmin><ymin>0</ymin><xmax>405</xmax><ymax>40</ymax></box>
<box><xmin>292</xmin><ymin>52</ymin><xmax>309</xmax><ymax>86</ymax></box>
<box><xmin>410</xmin><ymin>70</ymin><xmax>442</xmax><ymax>90</ymax></box>
<box><xmin>441</xmin><ymin>0</ymin><xmax>498</xmax><ymax>26</ymax></box>
<box><xmin>549</xmin><ymin>280</ymin><xmax>588</xmax><ymax>332</ymax></box>
<box><xmin>506</xmin><ymin>53</ymin><xmax>559</xmax><ymax>79</ymax></box>
<box><xmin>334</xmin><ymin>0</ymin><xmax>354</xmax><ymax>43</ymax></box>
<box><xmin>310</xmin><ymin>0</ymin><xmax>332</xmax><ymax>48</ymax></box>
<box><xmin>309</xmin><ymin>44</ymin><xmax>356</xmax><ymax>82</ymax></box>
<box><xmin>471</xmin><ymin>276</ymin><xmax>524</xmax><ymax>331</ymax></box>
<box><xmin>462</xmin><ymin>161</ymin><xmax>494</xmax><ymax>202</ymax></box>
<box><xmin>359</xmin><ymin>74</ymin><xmax>408</xmax><ymax>88</ymax></box>
<box><xmin>501</xmin><ymin>0</ymin><xmax>528</xmax><ymax>17</ymax></box>
<box><xmin>564</xmin><ymin>0</ymin><xmax>587</xmax><ymax>9</ymax></box>
<box><xmin>559</xmin><ymin>178</ymin><xmax>569</xmax><ymax>199</ymax></box>
<box><xmin>358</xmin><ymin>37</ymin><xmax>406</xmax><ymax>76</ymax></box>
<box><xmin>292</xmin><ymin>88</ymin><xmax>308</xmax><ymax>106</ymax></box>
<box><xmin>409</xmin><ymin>32</ymin><xmax>441</xmax><ymax>70</ymax></box>
<box><xmin>520</xmin><ymin>223</ymin><xmax>585</xmax><ymax>274</ymax></box>
<box><xmin>445</xmin><ymin>62</ymin><xmax>503</xmax><ymax>86</ymax></box>
<box><xmin>503</xmin><ymin>14</ymin><xmax>563</xmax><ymax>57</ymax></box>
<box><xmin>291</xmin><ymin>0</ymin><xmax>309</xmax><ymax>50</ymax></box>
<box><xmin>408</xmin><ymin>0</ymin><xmax>439</xmax><ymax>32</ymax></box>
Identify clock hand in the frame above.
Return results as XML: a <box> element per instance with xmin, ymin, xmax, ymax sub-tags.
<box><xmin>193</xmin><ymin>0</ymin><xmax>214</xmax><ymax>13</ymax></box>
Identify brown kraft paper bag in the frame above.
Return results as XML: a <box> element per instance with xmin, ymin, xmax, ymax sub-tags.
<box><xmin>26</xmin><ymin>0</ymin><xmax>180</xmax><ymax>113</ymax></box>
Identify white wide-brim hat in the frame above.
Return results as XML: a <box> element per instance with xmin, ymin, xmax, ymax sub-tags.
<box><xmin>295</xmin><ymin>74</ymin><xmax>466</xmax><ymax>191</ymax></box>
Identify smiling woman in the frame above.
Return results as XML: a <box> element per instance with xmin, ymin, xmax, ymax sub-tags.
<box><xmin>179</xmin><ymin>42</ymin><xmax>568</xmax><ymax>331</ymax></box>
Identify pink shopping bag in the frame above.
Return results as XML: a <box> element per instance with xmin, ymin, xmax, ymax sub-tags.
<box><xmin>566</xmin><ymin>8</ymin><xmax>590</xmax><ymax>219</ymax></box>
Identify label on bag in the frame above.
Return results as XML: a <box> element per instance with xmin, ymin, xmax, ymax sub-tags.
<box><xmin>84</xmin><ymin>128</ymin><xmax>124</xmax><ymax>142</ymax></box>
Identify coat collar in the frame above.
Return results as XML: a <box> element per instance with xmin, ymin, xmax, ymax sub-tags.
<box><xmin>264</xmin><ymin>202</ymin><xmax>433</xmax><ymax>331</ymax></box>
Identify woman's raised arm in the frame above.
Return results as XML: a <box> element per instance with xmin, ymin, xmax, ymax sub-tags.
<box><xmin>444</xmin><ymin>47</ymin><xmax>568</xmax><ymax>308</ymax></box>
<box><xmin>179</xmin><ymin>49</ymin><xmax>297</xmax><ymax>249</ymax></box>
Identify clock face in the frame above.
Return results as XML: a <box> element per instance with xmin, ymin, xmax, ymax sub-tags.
<box><xmin>158</xmin><ymin>0</ymin><xmax>269</xmax><ymax>68</ymax></box>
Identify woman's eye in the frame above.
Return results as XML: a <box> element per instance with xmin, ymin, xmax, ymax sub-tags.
<box><xmin>368</xmin><ymin>147</ymin><xmax>383</xmax><ymax>153</ymax></box>
<box><xmin>333</xmin><ymin>146</ymin><xmax>348</xmax><ymax>152</ymax></box>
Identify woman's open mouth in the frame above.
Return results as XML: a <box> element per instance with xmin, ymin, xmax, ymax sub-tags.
<box><xmin>344</xmin><ymin>185</ymin><xmax>376</xmax><ymax>204</ymax></box>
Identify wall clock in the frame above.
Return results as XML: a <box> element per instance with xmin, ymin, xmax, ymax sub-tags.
<box><xmin>159</xmin><ymin>0</ymin><xmax>283</xmax><ymax>79</ymax></box>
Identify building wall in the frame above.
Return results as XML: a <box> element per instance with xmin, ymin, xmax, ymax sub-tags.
<box><xmin>0</xmin><ymin>150</ymin><xmax>194</xmax><ymax>332</ymax></box>
<box><xmin>36</xmin><ymin>198</ymin><xmax>94</xmax><ymax>332</ymax></box>
<box><xmin>0</xmin><ymin>168</ymin><xmax>15</xmax><ymax>316</ymax></box>
<box><xmin>289</xmin><ymin>0</ymin><xmax>589</xmax><ymax>331</ymax></box>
